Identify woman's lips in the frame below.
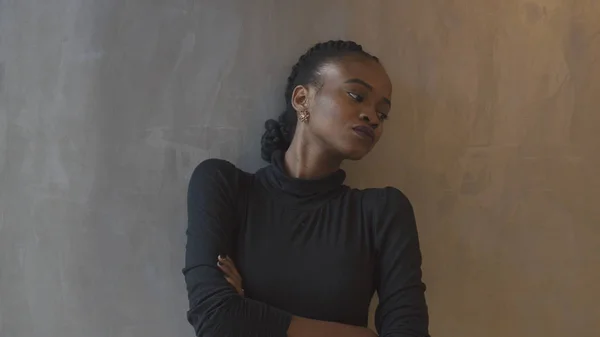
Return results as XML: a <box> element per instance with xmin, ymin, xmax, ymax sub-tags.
<box><xmin>352</xmin><ymin>125</ymin><xmax>375</xmax><ymax>141</ymax></box>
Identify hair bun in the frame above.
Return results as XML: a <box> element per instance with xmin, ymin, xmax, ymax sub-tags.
<box><xmin>265</xmin><ymin>119</ymin><xmax>280</xmax><ymax>132</ymax></box>
<box><xmin>261</xmin><ymin>119</ymin><xmax>288</xmax><ymax>162</ymax></box>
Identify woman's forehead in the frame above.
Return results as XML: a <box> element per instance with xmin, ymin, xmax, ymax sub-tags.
<box><xmin>319</xmin><ymin>58</ymin><xmax>392</xmax><ymax>95</ymax></box>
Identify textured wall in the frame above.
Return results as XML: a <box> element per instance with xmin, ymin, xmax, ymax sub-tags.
<box><xmin>0</xmin><ymin>1</ymin><xmax>367</xmax><ymax>336</ymax></box>
<box><xmin>1</xmin><ymin>1</ymin><xmax>599</xmax><ymax>337</ymax></box>
<box><xmin>347</xmin><ymin>1</ymin><xmax>600</xmax><ymax>336</ymax></box>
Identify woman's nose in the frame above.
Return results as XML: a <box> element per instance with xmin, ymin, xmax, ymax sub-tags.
<box><xmin>359</xmin><ymin>113</ymin><xmax>379</xmax><ymax>128</ymax></box>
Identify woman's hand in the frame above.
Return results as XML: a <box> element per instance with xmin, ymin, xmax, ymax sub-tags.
<box><xmin>217</xmin><ymin>255</ymin><xmax>245</xmax><ymax>296</ymax></box>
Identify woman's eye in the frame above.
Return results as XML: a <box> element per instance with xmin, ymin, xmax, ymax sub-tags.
<box><xmin>348</xmin><ymin>92</ymin><xmax>364</xmax><ymax>102</ymax></box>
<box><xmin>377</xmin><ymin>112</ymin><xmax>389</xmax><ymax>121</ymax></box>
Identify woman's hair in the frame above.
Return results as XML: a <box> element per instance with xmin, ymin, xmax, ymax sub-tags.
<box><xmin>260</xmin><ymin>40</ymin><xmax>379</xmax><ymax>162</ymax></box>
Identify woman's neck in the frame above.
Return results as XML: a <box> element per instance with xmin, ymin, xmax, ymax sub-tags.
<box><xmin>284</xmin><ymin>134</ymin><xmax>343</xmax><ymax>180</ymax></box>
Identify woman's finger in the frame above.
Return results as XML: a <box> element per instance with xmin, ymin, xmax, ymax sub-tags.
<box><xmin>224</xmin><ymin>256</ymin><xmax>242</xmax><ymax>280</ymax></box>
<box><xmin>217</xmin><ymin>260</ymin><xmax>235</xmax><ymax>278</ymax></box>
<box><xmin>224</xmin><ymin>276</ymin><xmax>241</xmax><ymax>293</ymax></box>
<box><xmin>225</xmin><ymin>276</ymin><xmax>244</xmax><ymax>296</ymax></box>
<box><xmin>224</xmin><ymin>276</ymin><xmax>240</xmax><ymax>288</ymax></box>
<box><xmin>218</xmin><ymin>256</ymin><xmax>242</xmax><ymax>283</ymax></box>
<box><xmin>221</xmin><ymin>266</ymin><xmax>242</xmax><ymax>294</ymax></box>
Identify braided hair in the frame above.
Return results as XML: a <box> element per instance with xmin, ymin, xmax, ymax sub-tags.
<box><xmin>260</xmin><ymin>40</ymin><xmax>380</xmax><ymax>162</ymax></box>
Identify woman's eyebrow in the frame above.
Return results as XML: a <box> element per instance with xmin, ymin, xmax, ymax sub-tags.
<box><xmin>345</xmin><ymin>78</ymin><xmax>373</xmax><ymax>90</ymax></box>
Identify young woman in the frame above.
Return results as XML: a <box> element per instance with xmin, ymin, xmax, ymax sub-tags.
<box><xmin>183</xmin><ymin>40</ymin><xmax>430</xmax><ymax>337</ymax></box>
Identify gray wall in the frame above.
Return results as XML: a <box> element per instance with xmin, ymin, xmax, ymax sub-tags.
<box><xmin>2</xmin><ymin>1</ymin><xmax>600</xmax><ymax>337</ymax></box>
<box><xmin>0</xmin><ymin>1</ymin><xmax>380</xmax><ymax>336</ymax></box>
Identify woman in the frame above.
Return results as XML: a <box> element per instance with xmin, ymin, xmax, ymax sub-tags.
<box><xmin>183</xmin><ymin>40</ymin><xmax>430</xmax><ymax>337</ymax></box>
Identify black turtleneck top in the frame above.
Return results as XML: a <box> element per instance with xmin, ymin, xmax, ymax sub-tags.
<box><xmin>183</xmin><ymin>151</ymin><xmax>429</xmax><ymax>337</ymax></box>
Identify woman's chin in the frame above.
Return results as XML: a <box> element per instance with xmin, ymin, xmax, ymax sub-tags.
<box><xmin>341</xmin><ymin>145</ymin><xmax>373</xmax><ymax>161</ymax></box>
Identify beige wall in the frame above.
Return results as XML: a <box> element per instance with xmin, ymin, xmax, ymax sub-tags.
<box><xmin>346</xmin><ymin>1</ymin><xmax>600</xmax><ymax>336</ymax></box>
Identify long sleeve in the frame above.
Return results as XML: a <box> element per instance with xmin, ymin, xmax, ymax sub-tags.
<box><xmin>374</xmin><ymin>188</ymin><xmax>430</xmax><ymax>337</ymax></box>
<box><xmin>182</xmin><ymin>159</ymin><xmax>292</xmax><ymax>337</ymax></box>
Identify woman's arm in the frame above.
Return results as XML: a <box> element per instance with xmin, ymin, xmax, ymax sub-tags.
<box><xmin>374</xmin><ymin>188</ymin><xmax>430</xmax><ymax>337</ymax></box>
<box><xmin>184</xmin><ymin>159</ymin><xmax>376</xmax><ymax>337</ymax></box>
<box><xmin>289</xmin><ymin>316</ymin><xmax>377</xmax><ymax>337</ymax></box>
<box><xmin>184</xmin><ymin>159</ymin><xmax>290</xmax><ymax>336</ymax></box>
<box><xmin>218</xmin><ymin>256</ymin><xmax>377</xmax><ymax>337</ymax></box>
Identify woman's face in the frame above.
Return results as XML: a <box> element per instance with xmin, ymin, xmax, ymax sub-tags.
<box><xmin>293</xmin><ymin>56</ymin><xmax>393</xmax><ymax>160</ymax></box>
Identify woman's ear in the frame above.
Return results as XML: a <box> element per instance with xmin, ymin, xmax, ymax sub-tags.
<box><xmin>291</xmin><ymin>85</ymin><xmax>309</xmax><ymax>114</ymax></box>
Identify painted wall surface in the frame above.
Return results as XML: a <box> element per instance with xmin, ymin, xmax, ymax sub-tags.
<box><xmin>1</xmin><ymin>1</ymin><xmax>598</xmax><ymax>337</ymax></box>
<box><xmin>348</xmin><ymin>1</ymin><xmax>600</xmax><ymax>336</ymax></box>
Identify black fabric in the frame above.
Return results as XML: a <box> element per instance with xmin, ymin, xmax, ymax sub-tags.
<box><xmin>183</xmin><ymin>151</ymin><xmax>430</xmax><ymax>337</ymax></box>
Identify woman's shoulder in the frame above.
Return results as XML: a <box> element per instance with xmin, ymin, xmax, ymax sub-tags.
<box><xmin>353</xmin><ymin>186</ymin><xmax>411</xmax><ymax>206</ymax></box>
<box><xmin>192</xmin><ymin>158</ymin><xmax>245</xmax><ymax>175</ymax></box>
<box><xmin>350</xmin><ymin>186</ymin><xmax>414</xmax><ymax>218</ymax></box>
<box><xmin>189</xmin><ymin>158</ymin><xmax>253</xmax><ymax>192</ymax></box>
<box><xmin>350</xmin><ymin>186</ymin><xmax>416</xmax><ymax>240</ymax></box>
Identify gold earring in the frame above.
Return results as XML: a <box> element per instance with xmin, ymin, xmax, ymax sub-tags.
<box><xmin>298</xmin><ymin>109</ymin><xmax>310</xmax><ymax>123</ymax></box>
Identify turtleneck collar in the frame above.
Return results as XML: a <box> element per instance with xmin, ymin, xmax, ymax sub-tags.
<box><xmin>257</xmin><ymin>150</ymin><xmax>346</xmax><ymax>205</ymax></box>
